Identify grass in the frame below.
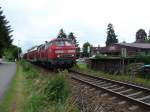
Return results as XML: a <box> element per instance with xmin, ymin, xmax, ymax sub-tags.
<box><xmin>72</xmin><ymin>63</ymin><xmax>150</xmax><ymax>87</ymax></box>
<box><xmin>0</xmin><ymin>61</ymin><xmax>79</xmax><ymax>112</ymax></box>
<box><xmin>21</xmin><ymin>61</ymin><xmax>78</xmax><ymax>112</ymax></box>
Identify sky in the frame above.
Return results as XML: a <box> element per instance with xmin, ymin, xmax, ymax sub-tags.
<box><xmin>1</xmin><ymin>0</ymin><xmax>150</xmax><ymax>52</ymax></box>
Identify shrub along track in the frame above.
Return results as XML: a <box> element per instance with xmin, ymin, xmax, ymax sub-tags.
<box><xmin>69</xmin><ymin>70</ymin><xmax>150</xmax><ymax>112</ymax></box>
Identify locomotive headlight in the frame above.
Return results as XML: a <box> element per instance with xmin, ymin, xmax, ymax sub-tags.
<box><xmin>68</xmin><ymin>50</ymin><xmax>75</xmax><ymax>53</ymax></box>
<box><xmin>57</xmin><ymin>55</ymin><xmax>60</xmax><ymax>58</ymax></box>
<box><xmin>55</xmin><ymin>50</ymin><xmax>64</xmax><ymax>54</ymax></box>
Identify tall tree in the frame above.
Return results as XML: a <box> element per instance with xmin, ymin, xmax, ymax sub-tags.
<box><xmin>147</xmin><ymin>29</ymin><xmax>150</xmax><ymax>43</ymax></box>
<box><xmin>57</xmin><ymin>29</ymin><xmax>67</xmax><ymax>38</ymax></box>
<box><xmin>105</xmin><ymin>23</ymin><xmax>118</xmax><ymax>46</ymax></box>
<box><xmin>82</xmin><ymin>42</ymin><xmax>91</xmax><ymax>57</ymax></box>
<box><xmin>135</xmin><ymin>29</ymin><xmax>147</xmax><ymax>43</ymax></box>
<box><xmin>68</xmin><ymin>32</ymin><xmax>80</xmax><ymax>58</ymax></box>
<box><xmin>0</xmin><ymin>7</ymin><xmax>13</xmax><ymax>57</ymax></box>
<box><xmin>4</xmin><ymin>44</ymin><xmax>22</xmax><ymax>61</ymax></box>
<box><xmin>68</xmin><ymin>32</ymin><xmax>79</xmax><ymax>47</ymax></box>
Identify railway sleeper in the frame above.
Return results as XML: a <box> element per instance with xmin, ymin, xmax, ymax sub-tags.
<box><xmin>99</xmin><ymin>83</ymin><xmax>112</xmax><ymax>87</ymax></box>
<box><xmin>105</xmin><ymin>85</ymin><xmax>118</xmax><ymax>89</ymax></box>
<box><xmin>127</xmin><ymin>91</ymin><xmax>143</xmax><ymax>97</ymax></box>
<box><xmin>119</xmin><ymin>88</ymin><xmax>133</xmax><ymax>94</ymax></box>
<box><xmin>111</xmin><ymin>86</ymin><xmax>125</xmax><ymax>91</ymax></box>
<box><xmin>136</xmin><ymin>95</ymin><xmax>150</xmax><ymax>102</ymax></box>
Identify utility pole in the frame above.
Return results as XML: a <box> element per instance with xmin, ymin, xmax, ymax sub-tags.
<box><xmin>121</xmin><ymin>48</ymin><xmax>127</xmax><ymax>74</ymax></box>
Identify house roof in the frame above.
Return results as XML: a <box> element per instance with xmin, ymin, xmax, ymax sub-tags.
<box><xmin>115</xmin><ymin>43</ymin><xmax>150</xmax><ymax>49</ymax></box>
<box><xmin>91</xmin><ymin>42</ymin><xmax>150</xmax><ymax>54</ymax></box>
<box><xmin>100</xmin><ymin>46</ymin><xmax>120</xmax><ymax>53</ymax></box>
<box><xmin>91</xmin><ymin>47</ymin><xmax>101</xmax><ymax>51</ymax></box>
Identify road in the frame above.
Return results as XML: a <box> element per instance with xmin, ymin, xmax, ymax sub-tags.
<box><xmin>0</xmin><ymin>62</ymin><xmax>16</xmax><ymax>101</ymax></box>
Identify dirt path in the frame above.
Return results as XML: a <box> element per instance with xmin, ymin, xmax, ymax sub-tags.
<box><xmin>0</xmin><ymin>62</ymin><xmax>16</xmax><ymax>101</ymax></box>
<box><xmin>11</xmin><ymin>65</ymin><xmax>24</xmax><ymax>112</ymax></box>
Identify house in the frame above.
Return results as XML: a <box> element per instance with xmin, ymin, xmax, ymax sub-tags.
<box><xmin>91</xmin><ymin>37</ymin><xmax>150</xmax><ymax>57</ymax></box>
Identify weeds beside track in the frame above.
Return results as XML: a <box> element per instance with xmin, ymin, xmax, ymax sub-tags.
<box><xmin>0</xmin><ymin>61</ymin><xmax>78</xmax><ymax>112</ymax></box>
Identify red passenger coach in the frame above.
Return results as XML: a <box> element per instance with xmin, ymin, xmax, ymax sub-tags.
<box><xmin>25</xmin><ymin>38</ymin><xmax>76</xmax><ymax>69</ymax></box>
<box><xmin>26</xmin><ymin>46</ymin><xmax>38</xmax><ymax>62</ymax></box>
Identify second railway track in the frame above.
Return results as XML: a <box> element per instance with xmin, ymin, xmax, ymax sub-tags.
<box><xmin>69</xmin><ymin>70</ymin><xmax>150</xmax><ymax>111</ymax></box>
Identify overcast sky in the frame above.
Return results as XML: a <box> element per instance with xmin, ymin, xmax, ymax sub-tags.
<box><xmin>1</xmin><ymin>0</ymin><xmax>150</xmax><ymax>52</ymax></box>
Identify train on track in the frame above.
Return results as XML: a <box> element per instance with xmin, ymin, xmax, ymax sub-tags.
<box><xmin>23</xmin><ymin>38</ymin><xmax>76</xmax><ymax>69</ymax></box>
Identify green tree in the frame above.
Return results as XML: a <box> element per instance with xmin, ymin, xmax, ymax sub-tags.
<box><xmin>106</xmin><ymin>23</ymin><xmax>118</xmax><ymax>46</ymax></box>
<box><xmin>147</xmin><ymin>29</ymin><xmax>150</xmax><ymax>43</ymax></box>
<box><xmin>57</xmin><ymin>29</ymin><xmax>67</xmax><ymax>38</ymax></box>
<box><xmin>135</xmin><ymin>29</ymin><xmax>147</xmax><ymax>43</ymax></box>
<box><xmin>0</xmin><ymin>7</ymin><xmax>13</xmax><ymax>57</ymax></box>
<box><xmin>82</xmin><ymin>42</ymin><xmax>91</xmax><ymax>57</ymax></box>
<box><xmin>68</xmin><ymin>32</ymin><xmax>80</xmax><ymax>58</ymax></box>
<box><xmin>4</xmin><ymin>45</ymin><xmax>22</xmax><ymax>61</ymax></box>
<box><xmin>68</xmin><ymin>32</ymin><xmax>76</xmax><ymax>43</ymax></box>
<box><xmin>68</xmin><ymin>32</ymin><xmax>79</xmax><ymax>46</ymax></box>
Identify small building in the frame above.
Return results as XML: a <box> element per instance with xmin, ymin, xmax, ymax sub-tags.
<box><xmin>91</xmin><ymin>36</ymin><xmax>150</xmax><ymax>57</ymax></box>
<box><xmin>89</xmin><ymin>36</ymin><xmax>150</xmax><ymax>74</ymax></box>
<box><xmin>97</xmin><ymin>43</ymin><xmax>150</xmax><ymax>57</ymax></box>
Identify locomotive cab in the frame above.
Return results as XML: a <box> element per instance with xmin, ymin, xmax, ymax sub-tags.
<box><xmin>49</xmin><ymin>38</ymin><xmax>76</xmax><ymax>68</ymax></box>
<box><xmin>54</xmin><ymin>38</ymin><xmax>76</xmax><ymax>58</ymax></box>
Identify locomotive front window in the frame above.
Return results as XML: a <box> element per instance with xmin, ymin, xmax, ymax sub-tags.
<box><xmin>56</xmin><ymin>41</ymin><xmax>65</xmax><ymax>46</ymax></box>
<box><xmin>65</xmin><ymin>41</ymin><xmax>72</xmax><ymax>46</ymax></box>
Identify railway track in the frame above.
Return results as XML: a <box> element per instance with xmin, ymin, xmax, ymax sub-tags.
<box><xmin>69</xmin><ymin>70</ymin><xmax>150</xmax><ymax>110</ymax></box>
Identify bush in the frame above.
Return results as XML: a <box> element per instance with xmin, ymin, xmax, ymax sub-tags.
<box><xmin>26</xmin><ymin>69</ymin><xmax>39</xmax><ymax>79</ymax></box>
<box><xmin>20</xmin><ymin>60</ymin><xmax>32</xmax><ymax>72</ymax></box>
<box><xmin>27</xmin><ymin>94</ymin><xmax>45</xmax><ymax>112</ymax></box>
<box><xmin>20</xmin><ymin>60</ymin><xmax>39</xmax><ymax>79</ymax></box>
<box><xmin>136</xmin><ymin>54</ymin><xmax>150</xmax><ymax>64</ymax></box>
<box><xmin>44</xmin><ymin>74</ymin><xmax>70</xmax><ymax>104</ymax></box>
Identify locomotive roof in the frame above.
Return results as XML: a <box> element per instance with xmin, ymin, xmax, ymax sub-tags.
<box><xmin>27</xmin><ymin>38</ymin><xmax>72</xmax><ymax>52</ymax></box>
<box><xmin>51</xmin><ymin>38</ymin><xmax>71</xmax><ymax>41</ymax></box>
<box><xmin>28</xmin><ymin>46</ymin><xmax>38</xmax><ymax>52</ymax></box>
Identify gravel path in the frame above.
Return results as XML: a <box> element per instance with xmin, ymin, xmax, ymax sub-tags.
<box><xmin>0</xmin><ymin>62</ymin><xmax>16</xmax><ymax>101</ymax></box>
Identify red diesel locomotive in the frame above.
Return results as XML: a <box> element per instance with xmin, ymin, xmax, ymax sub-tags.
<box><xmin>24</xmin><ymin>38</ymin><xmax>76</xmax><ymax>69</ymax></box>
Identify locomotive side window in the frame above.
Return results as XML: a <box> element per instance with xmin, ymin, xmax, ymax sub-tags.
<box><xmin>41</xmin><ymin>45</ymin><xmax>45</xmax><ymax>50</ymax></box>
<box><xmin>37</xmin><ymin>47</ymin><xmax>40</xmax><ymax>51</ymax></box>
<box><xmin>45</xmin><ymin>45</ymin><xmax>47</xmax><ymax>49</ymax></box>
<box><xmin>47</xmin><ymin>42</ymin><xmax>52</xmax><ymax>47</ymax></box>
<box><xmin>45</xmin><ymin>42</ymin><xmax>52</xmax><ymax>49</ymax></box>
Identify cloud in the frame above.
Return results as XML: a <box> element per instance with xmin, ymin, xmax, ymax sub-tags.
<box><xmin>1</xmin><ymin>0</ymin><xmax>150</xmax><ymax>52</ymax></box>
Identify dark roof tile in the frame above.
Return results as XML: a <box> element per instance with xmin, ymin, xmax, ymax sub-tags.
<box><xmin>115</xmin><ymin>43</ymin><xmax>150</xmax><ymax>49</ymax></box>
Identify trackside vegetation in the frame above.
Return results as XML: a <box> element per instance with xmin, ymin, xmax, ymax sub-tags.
<box><xmin>0</xmin><ymin>61</ymin><xmax>78</xmax><ymax>112</ymax></box>
<box><xmin>73</xmin><ymin>63</ymin><xmax>150</xmax><ymax>87</ymax></box>
<box><xmin>136</xmin><ymin>54</ymin><xmax>150</xmax><ymax>64</ymax></box>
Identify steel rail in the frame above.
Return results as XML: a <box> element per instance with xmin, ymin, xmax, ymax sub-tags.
<box><xmin>70</xmin><ymin>70</ymin><xmax>150</xmax><ymax>110</ymax></box>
